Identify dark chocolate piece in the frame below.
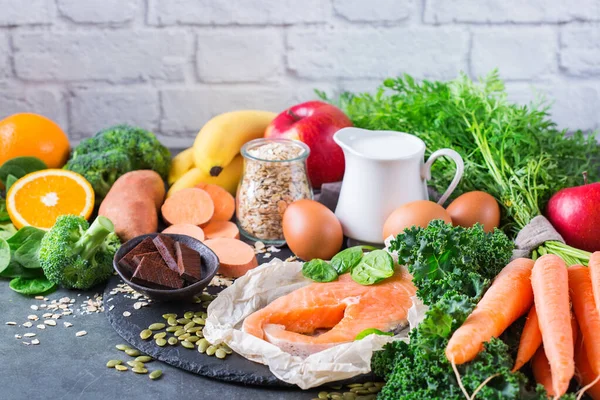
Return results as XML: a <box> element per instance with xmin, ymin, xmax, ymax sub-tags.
<box><xmin>153</xmin><ymin>234</ymin><xmax>179</xmax><ymax>273</ymax></box>
<box><xmin>131</xmin><ymin>255</ymin><xmax>184</xmax><ymax>289</ymax></box>
<box><xmin>175</xmin><ymin>242</ymin><xmax>202</xmax><ymax>283</ymax></box>
<box><xmin>118</xmin><ymin>237</ymin><xmax>157</xmax><ymax>275</ymax></box>
<box><xmin>132</xmin><ymin>251</ymin><xmax>166</xmax><ymax>268</ymax></box>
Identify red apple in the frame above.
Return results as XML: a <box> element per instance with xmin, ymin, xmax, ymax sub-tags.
<box><xmin>264</xmin><ymin>101</ymin><xmax>352</xmax><ymax>189</ymax></box>
<box><xmin>546</xmin><ymin>179</ymin><xmax>600</xmax><ymax>252</ymax></box>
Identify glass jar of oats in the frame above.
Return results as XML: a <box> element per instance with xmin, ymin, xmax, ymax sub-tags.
<box><xmin>236</xmin><ymin>138</ymin><xmax>313</xmax><ymax>245</ymax></box>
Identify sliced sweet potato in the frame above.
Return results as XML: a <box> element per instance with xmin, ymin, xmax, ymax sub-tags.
<box><xmin>204</xmin><ymin>238</ymin><xmax>258</xmax><ymax>278</ymax></box>
<box><xmin>195</xmin><ymin>183</ymin><xmax>235</xmax><ymax>222</ymax></box>
<box><xmin>162</xmin><ymin>223</ymin><xmax>205</xmax><ymax>242</ymax></box>
<box><xmin>203</xmin><ymin>220</ymin><xmax>240</xmax><ymax>240</ymax></box>
<box><xmin>161</xmin><ymin>188</ymin><xmax>214</xmax><ymax>226</ymax></box>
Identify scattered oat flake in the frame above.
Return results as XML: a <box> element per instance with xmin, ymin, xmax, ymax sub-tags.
<box><xmin>30</xmin><ymin>305</ymin><xmax>39</xmax><ymax>311</ymax></box>
<box><xmin>5</xmin><ymin>322</ymin><xmax>16</xmax><ymax>326</ymax></box>
<box><xmin>63</xmin><ymin>322</ymin><xmax>73</xmax><ymax>328</ymax></box>
<box><xmin>27</xmin><ymin>315</ymin><xmax>38</xmax><ymax>321</ymax></box>
<box><xmin>51</xmin><ymin>314</ymin><xmax>61</xmax><ymax>319</ymax></box>
<box><xmin>263</xmin><ymin>253</ymin><xmax>271</xmax><ymax>258</ymax></box>
<box><xmin>23</xmin><ymin>333</ymin><xmax>36</xmax><ymax>337</ymax></box>
<box><xmin>108</xmin><ymin>305</ymin><xmax>114</xmax><ymax>311</ymax></box>
<box><xmin>37</xmin><ymin>324</ymin><xmax>46</xmax><ymax>330</ymax></box>
<box><xmin>15</xmin><ymin>334</ymin><xmax>21</xmax><ymax>339</ymax></box>
<box><xmin>23</xmin><ymin>322</ymin><xmax>33</xmax><ymax>328</ymax></box>
<box><xmin>267</xmin><ymin>246</ymin><xmax>281</xmax><ymax>253</ymax></box>
<box><xmin>39</xmin><ymin>304</ymin><xmax>47</xmax><ymax>309</ymax></box>
<box><xmin>22</xmin><ymin>341</ymin><xmax>30</xmax><ymax>346</ymax></box>
<box><xmin>122</xmin><ymin>311</ymin><xmax>131</xmax><ymax>317</ymax></box>
<box><xmin>75</xmin><ymin>331</ymin><xmax>87</xmax><ymax>337</ymax></box>
<box><xmin>44</xmin><ymin>320</ymin><xmax>56</xmax><ymax>326</ymax></box>
<box><xmin>285</xmin><ymin>255</ymin><xmax>298</xmax><ymax>262</ymax></box>
<box><xmin>31</xmin><ymin>339</ymin><xmax>40</xmax><ymax>345</ymax></box>
<box><xmin>42</xmin><ymin>313</ymin><xmax>52</xmax><ymax>318</ymax></box>
<box><xmin>254</xmin><ymin>241</ymin><xmax>265</xmax><ymax>250</ymax></box>
<box><xmin>34</xmin><ymin>296</ymin><xmax>44</xmax><ymax>300</ymax></box>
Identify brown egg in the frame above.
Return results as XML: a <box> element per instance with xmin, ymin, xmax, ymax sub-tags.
<box><xmin>446</xmin><ymin>191</ymin><xmax>500</xmax><ymax>232</ymax></box>
<box><xmin>282</xmin><ymin>199</ymin><xmax>343</xmax><ymax>261</ymax></box>
<box><xmin>382</xmin><ymin>200</ymin><xmax>452</xmax><ymax>240</ymax></box>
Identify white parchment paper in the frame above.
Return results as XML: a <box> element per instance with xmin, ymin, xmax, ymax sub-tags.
<box><xmin>203</xmin><ymin>258</ymin><xmax>425</xmax><ymax>389</ymax></box>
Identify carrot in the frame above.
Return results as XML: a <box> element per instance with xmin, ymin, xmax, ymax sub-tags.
<box><xmin>195</xmin><ymin>183</ymin><xmax>235</xmax><ymax>222</ymax></box>
<box><xmin>204</xmin><ymin>238</ymin><xmax>258</xmax><ymax>278</ymax></box>
<box><xmin>99</xmin><ymin>170</ymin><xmax>165</xmax><ymax>242</ymax></box>
<box><xmin>445</xmin><ymin>258</ymin><xmax>534</xmax><ymax>365</ymax></box>
<box><xmin>203</xmin><ymin>220</ymin><xmax>240</xmax><ymax>240</ymax></box>
<box><xmin>161</xmin><ymin>188</ymin><xmax>214</xmax><ymax>226</ymax></box>
<box><xmin>531</xmin><ymin>254</ymin><xmax>574</xmax><ymax>397</ymax></box>
<box><xmin>589</xmin><ymin>252</ymin><xmax>600</xmax><ymax>313</ymax></box>
<box><xmin>513</xmin><ymin>305</ymin><xmax>542</xmax><ymax>372</ymax></box>
<box><xmin>569</xmin><ymin>265</ymin><xmax>600</xmax><ymax>377</ymax></box>
<box><xmin>532</xmin><ymin>347</ymin><xmax>556</xmax><ymax>397</ymax></box>
<box><xmin>575</xmin><ymin>334</ymin><xmax>600</xmax><ymax>400</ymax></box>
<box><xmin>162</xmin><ymin>223</ymin><xmax>205</xmax><ymax>242</ymax></box>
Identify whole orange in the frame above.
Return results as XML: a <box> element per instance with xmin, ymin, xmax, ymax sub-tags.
<box><xmin>0</xmin><ymin>113</ymin><xmax>70</xmax><ymax>168</ymax></box>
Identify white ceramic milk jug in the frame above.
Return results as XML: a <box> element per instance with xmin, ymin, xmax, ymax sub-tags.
<box><xmin>333</xmin><ymin>128</ymin><xmax>464</xmax><ymax>244</ymax></box>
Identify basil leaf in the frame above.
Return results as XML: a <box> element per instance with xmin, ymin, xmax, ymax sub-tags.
<box><xmin>0</xmin><ymin>156</ymin><xmax>47</xmax><ymax>185</ymax></box>
<box><xmin>331</xmin><ymin>246</ymin><xmax>364</xmax><ymax>274</ymax></box>
<box><xmin>9</xmin><ymin>276</ymin><xmax>55</xmax><ymax>295</ymax></box>
<box><xmin>302</xmin><ymin>259</ymin><xmax>338</xmax><ymax>283</ymax></box>
<box><xmin>0</xmin><ymin>238</ymin><xmax>10</xmax><ymax>274</ymax></box>
<box><xmin>351</xmin><ymin>250</ymin><xmax>394</xmax><ymax>285</ymax></box>
<box><xmin>355</xmin><ymin>328</ymin><xmax>394</xmax><ymax>341</ymax></box>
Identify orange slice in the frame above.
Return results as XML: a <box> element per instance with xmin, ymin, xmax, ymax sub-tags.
<box><xmin>6</xmin><ymin>169</ymin><xmax>94</xmax><ymax>230</ymax></box>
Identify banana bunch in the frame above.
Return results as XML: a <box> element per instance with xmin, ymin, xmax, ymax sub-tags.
<box><xmin>167</xmin><ymin>110</ymin><xmax>277</xmax><ymax>198</ymax></box>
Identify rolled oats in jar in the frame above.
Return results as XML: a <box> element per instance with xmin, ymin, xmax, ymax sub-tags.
<box><xmin>236</xmin><ymin>138</ymin><xmax>313</xmax><ymax>245</ymax></box>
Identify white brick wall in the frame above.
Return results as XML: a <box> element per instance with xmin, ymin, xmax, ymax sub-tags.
<box><xmin>0</xmin><ymin>0</ymin><xmax>599</xmax><ymax>144</ymax></box>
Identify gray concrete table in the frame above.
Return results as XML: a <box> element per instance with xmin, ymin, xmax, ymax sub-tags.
<box><xmin>0</xmin><ymin>283</ymin><xmax>317</xmax><ymax>400</ymax></box>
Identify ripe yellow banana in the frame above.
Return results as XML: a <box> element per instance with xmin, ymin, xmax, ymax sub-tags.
<box><xmin>193</xmin><ymin>110</ymin><xmax>277</xmax><ymax>176</ymax></box>
<box><xmin>168</xmin><ymin>147</ymin><xmax>195</xmax><ymax>185</ymax></box>
<box><xmin>167</xmin><ymin>154</ymin><xmax>244</xmax><ymax>198</ymax></box>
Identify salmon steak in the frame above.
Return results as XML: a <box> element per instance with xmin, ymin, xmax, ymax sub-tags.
<box><xmin>242</xmin><ymin>270</ymin><xmax>416</xmax><ymax>356</ymax></box>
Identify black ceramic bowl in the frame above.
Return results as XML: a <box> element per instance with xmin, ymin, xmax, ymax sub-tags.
<box><xmin>113</xmin><ymin>233</ymin><xmax>219</xmax><ymax>302</ymax></box>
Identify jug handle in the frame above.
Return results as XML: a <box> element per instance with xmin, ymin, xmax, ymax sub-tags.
<box><xmin>422</xmin><ymin>149</ymin><xmax>465</xmax><ymax>206</ymax></box>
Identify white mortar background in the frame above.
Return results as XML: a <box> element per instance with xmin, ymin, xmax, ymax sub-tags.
<box><xmin>0</xmin><ymin>0</ymin><xmax>599</xmax><ymax>146</ymax></box>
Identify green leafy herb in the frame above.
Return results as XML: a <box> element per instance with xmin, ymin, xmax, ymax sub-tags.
<box><xmin>350</xmin><ymin>249</ymin><xmax>394</xmax><ymax>285</ymax></box>
<box><xmin>301</xmin><ymin>259</ymin><xmax>338</xmax><ymax>283</ymax></box>
<box><xmin>0</xmin><ymin>156</ymin><xmax>47</xmax><ymax>186</ymax></box>
<box><xmin>7</xmin><ymin>226</ymin><xmax>46</xmax><ymax>269</ymax></box>
<box><xmin>0</xmin><ymin>238</ymin><xmax>10</xmax><ymax>273</ymax></box>
<box><xmin>331</xmin><ymin>246</ymin><xmax>364</xmax><ymax>274</ymax></box>
<box><xmin>8</xmin><ymin>276</ymin><xmax>55</xmax><ymax>295</ymax></box>
<box><xmin>355</xmin><ymin>328</ymin><xmax>394</xmax><ymax>341</ymax></box>
<box><xmin>0</xmin><ymin>222</ymin><xmax>17</xmax><ymax>240</ymax></box>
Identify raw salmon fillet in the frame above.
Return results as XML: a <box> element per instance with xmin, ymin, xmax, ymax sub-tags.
<box><xmin>242</xmin><ymin>270</ymin><xmax>416</xmax><ymax>356</ymax></box>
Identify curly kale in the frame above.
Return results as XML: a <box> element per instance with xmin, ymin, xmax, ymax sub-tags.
<box><xmin>65</xmin><ymin>125</ymin><xmax>171</xmax><ymax>200</ymax></box>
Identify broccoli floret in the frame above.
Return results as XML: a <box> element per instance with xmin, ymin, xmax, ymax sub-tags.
<box><xmin>65</xmin><ymin>124</ymin><xmax>171</xmax><ymax>199</ymax></box>
<box><xmin>39</xmin><ymin>215</ymin><xmax>121</xmax><ymax>290</ymax></box>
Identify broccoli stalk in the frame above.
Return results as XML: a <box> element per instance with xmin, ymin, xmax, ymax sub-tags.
<box><xmin>40</xmin><ymin>215</ymin><xmax>121</xmax><ymax>290</ymax></box>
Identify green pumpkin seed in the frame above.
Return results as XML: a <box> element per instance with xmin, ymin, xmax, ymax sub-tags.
<box><xmin>186</xmin><ymin>326</ymin><xmax>202</xmax><ymax>333</ymax></box>
<box><xmin>125</xmin><ymin>349</ymin><xmax>141</xmax><ymax>357</ymax></box>
<box><xmin>176</xmin><ymin>318</ymin><xmax>191</xmax><ymax>324</ymax></box>
<box><xmin>173</xmin><ymin>329</ymin><xmax>185</xmax><ymax>337</ymax></box>
<box><xmin>331</xmin><ymin>396</ymin><xmax>342</xmax><ymax>400</ymax></box>
<box><xmin>195</xmin><ymin>330</ymin><xmax>204</xmax><ymax>338</ymax></box>
<box><xmin>215</xmin><ymin>349</ymin><xmax>227</xmax><ymax>359</ymax></box>
<box><xmin>162</xmin><ymin>313</ymin><xmax>177</xmax><ymax>320</ymax></box>
<box><xmin>181</xmin><ymin>340</ymin><xmax>195</xmax><ymax>349</ymax></box>
<box><xmin>354</xmin><ymin>390</ymin><xmax>370</xmax><ymax>395</ymax></box>
<box><xmin>368</xmin><ymin>387</ymin><xmax>379</xmax><ymax>393</ymax></box>
<box><xmin>363</xmin><ymin>382</ymin><xmax>374</xmax><ymax>388</ymax></box>
<box><xmin>149</xmin><ymin>370</ymin><xmax>163</xmax><ymax>380</ymax></box>
<box><xmin>178</xmin><ymin>333</ymin><xmax>191</xmax><ymax>340</ymax></box>
<box><xmin>168</xmin><ymin>337</ymin><xmax>178</xmax><ymax>346</ymax></box>
<box><xmin>140</xmin><ymin>329</ymin><xmax>152</xmax><ymax>340</ymax></box>
<box><xmin>193</xmin><ymin>296</ymin><xmax>202</xmax><ymax>303</ymax></box>
<box><xmin>184</xmin><ymin>311</ymin><xmax>194</xmax><ymax>319</ymax></box>
<box><xmin>194</xmin><ymin>311</ymin><xmax>204</xmax><ymax>317</ymax></box>
<box><xmin>343</xmin><ymin>393</ymin><xmax>356</xmax><ymax>399</ymax></box>
<box><xmin>167</xmin><ymin>317</ymin><xmax>177</xmax><ymax>326</ymax></box>
<box><xmin>318</xmin><ymin>392</ymin><xmax>329</xmax><ymax>399</ymax></box>
<box><xmin>153</xmin><ymin>332</ymin><xmax>167</xmax><ymax>340</ymax></box>
<box><xmin>348</xmin><ymin>384</ymin><xmax>362</xmax><ymax>388</ymax></box>
<box><xmin>116</xmin><ymin>344</ymin><xmax>131</xmax><ymax>351</ymax></box>
<box><xmin>166</xmin><ymin>326</ymin><xmax>179</xmax><ymax>332</ymax></box>
<box><xmin>132</xmin><ymin>367</ymin><xmax>148</xmax><ymax>374</ymax></box>
<box><xmin>200</xmin><ymin>293</ymin><xmax>214</xmax><ymax>301</ymax></box>
<box><xmin>135</xmin><ymin>356</ymin><xmax>152</xmax><ymax>363</ymax></box>
<box><xmin>115</xmin><ymin>365</ymin><xmax>128</xmax><ymax>371</ymax></box>
<box><xmin>186</xmin><ymin>336</ymin><xmax>200</xmax><ymax>343</ymax></box>
<box><xmin>148</xmin><ymin>323</ymin><xmax>165</xmax><ymax>331</ymax></box>
<box><xmin>206</xmin><ymin>345</ymin><xmax>217</xmax><ymax>356</ymax></box>
<box><xmin>106</xmin><ymin>360</ymin><xmax>122</xmax><ymax>368</ymax></box>
<box><xmin>202</xmin><ymin>301</ymin><xmax>211</xmax><ymax>308</ymax></box>
<box><xmin>197</xmin><ymin>339</ymin><xmax>209</xmax><ymax>353</ymax></box>
<box><xmin>191</xmin><ymin>317</ymin><xmax>204</xmax><ymax>325</ymax></box>
<box><xmin>183</xmin><ymin>321</ymin><xmax>195</xmax><ymax>330</ymax></box>
<box><xmin>156</xmin><ymin>338</ymin><xmax>167</xmax><ymax>347</ymax></box>
<box><xmin>330</xmin><ymin>393</ymin><xmax>342</xmax><ymax>397</ymax></box>
<box><xmin>127</xmin><ymin>361</ymin><xmax>145</xmax><ymax>368</ymax></box>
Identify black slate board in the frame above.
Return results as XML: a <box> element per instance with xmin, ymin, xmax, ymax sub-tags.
<box><xmin>105</xmin><ymin>248</ymin><xmax>376</xmax><ymax>388</ymax></box>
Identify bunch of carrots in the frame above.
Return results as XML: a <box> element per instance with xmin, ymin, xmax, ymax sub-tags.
<box><xmin>444</xmin><ymin>252</ymin><xmax>600</xmax><ymax>399</ymax></box>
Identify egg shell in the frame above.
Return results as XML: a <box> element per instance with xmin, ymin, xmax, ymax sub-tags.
<box><xmin>282</xmin><ymin>199</ymin><xmax>343</xmax><ymax>261</ymax></box>
<box><xmin>446</xmin><ymin>191</ymin><xmax>500</xmax><ymax>233</ymax></box>
<box><xmin>382</xmin><ymin>200</ymin><xmax>452</xmax><ymax>241</ymax></box>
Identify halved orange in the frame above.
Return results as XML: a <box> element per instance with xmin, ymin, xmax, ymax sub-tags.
<box><xmin>6</xmin><ymin>169</ymin><xmax>94</xmax><ymax>230</ymax></box>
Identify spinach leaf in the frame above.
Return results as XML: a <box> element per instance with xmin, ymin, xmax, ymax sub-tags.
<box><xmin>0</xmin><ymin>199</ymin><xmax>11</xmax><ymax>222</ymax></box>
<box><xmin>0</xmin><ymin>238</ymin><xmax>10</xmax><ymax>274</ymax></box>
<box><xmin>7</xmin><ymin>226</ymin><xmax>45</xmax><ymax>269</ymax></box>
<box><xmin>0</xmin><ymin>222</ymin><xmax>17</xmax><ymax>240</ymax></box>
<box><xmin>350</xmin><ymin>250</ymin><xmax>394</xmax><ymax>285</ymax></box>
<box><xmin>355</xmin><ymin>328</ymin><xmax>394</xmax><ymax>341</ymax></box>
<box><xmin>302</xmin><ymin>259</ymin><xmax>338</xmax><ymax>283</ymax></box>
<box><xmin>0</xmin><ymin>156</ymin><xmax>47</xmax><ymax>185</ymax></box>
<box><xmin>331</xmin><ymin>246</ymin><xmax>364</xmax><ymax>274</ymax></box>
<box><xmin>9</xmin><ymin>276</ymin><xmax>55</xmax><ymax>295</ymax></box>
<box><xmin>0</xmin><ymin>261</ymin><xmax>44</xmax><ymax>278</ymax></box>
<box><xmin>5</xmin><ymin>174</ymin><xmax>17</xmax><ymax>191</ymax></box>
